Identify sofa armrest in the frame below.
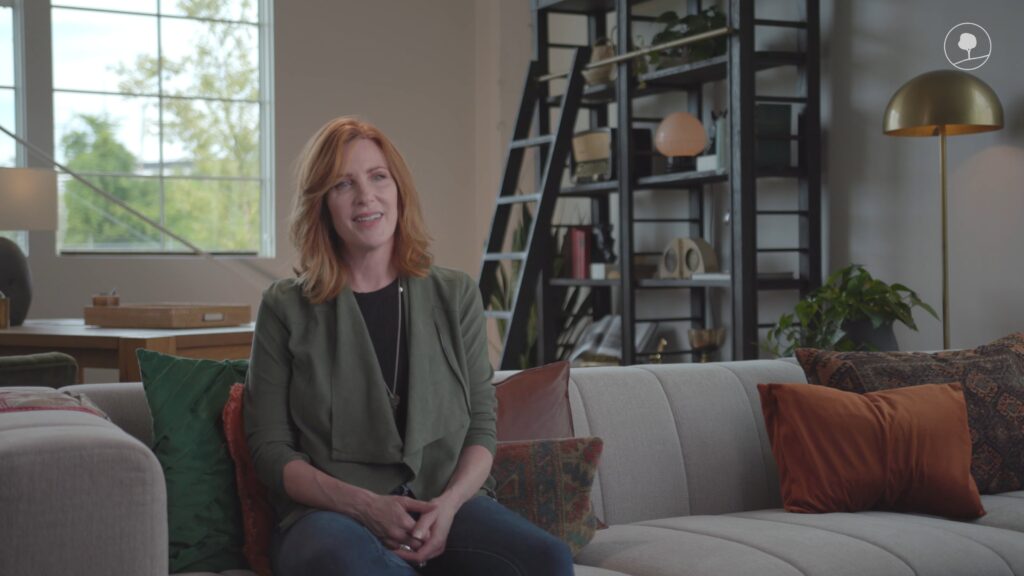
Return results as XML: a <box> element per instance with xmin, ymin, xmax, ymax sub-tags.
<box><xmin>0</xmin><ymin>410</ymin><xmax>168</xmax><ymax>576</ymax></box>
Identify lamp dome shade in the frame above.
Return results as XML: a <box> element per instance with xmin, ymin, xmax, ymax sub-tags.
<box><xmin>883</xmin><ymin>70</ymin><xmax>1003</xmax><ymax>137</ymax></box>
<box><xmin>655</xmin><ymin>112</ymin><xmax>707</xmax><ymax>157</ymax></box>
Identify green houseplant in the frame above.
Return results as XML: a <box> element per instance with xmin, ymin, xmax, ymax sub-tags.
<box><xmin>764</xmin><ymin>264</ymin><xmax>938</xmax><ymax>357</ymax></box>
<box><xmin>647</xmin><ymin>7</ymin><xmax>727</xmax><ymax>70</ymax></box>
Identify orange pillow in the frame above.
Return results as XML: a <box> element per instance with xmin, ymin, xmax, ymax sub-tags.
<box><xmin>758</xmin><ymin>382</ymin><xmax>985</xmax><ymax>519</ymax></box>
<box><xmin>495</xmin><ymin>361</ymin><xmax>573</xmax><ymax>441</ymax></box>
<box><xmin>222</xmin><ymin>384</ymin><xmax>273</xmax><ymax>576</ymax></box>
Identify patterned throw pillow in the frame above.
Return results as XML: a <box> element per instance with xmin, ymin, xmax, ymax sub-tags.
<box><xmin>492</xmin><ymin>436</ymin><xmax>603</xmax><ymax>556</ymax></box>
<box><xmin>0</xmin><ymin>388</ymin><xmax>108</xmax><ymax>419</ymax></box>
<box><xmin>797</xmin><ymin>332</ymin><xmax>1024</xmax><ymax>494</ymax></box>
<box><xmin>222</xmin><ymin>384</ymin><xmax>273</xmax><ymax>576</ymax></box>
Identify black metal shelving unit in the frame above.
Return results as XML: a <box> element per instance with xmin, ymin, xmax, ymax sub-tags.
<box><xmin>495</xmin><ymin>0</ymin><xmax>822</xmax><ymax>366</ymax></box>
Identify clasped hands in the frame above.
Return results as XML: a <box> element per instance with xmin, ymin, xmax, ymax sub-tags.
<box><xmin>358</xmin><ymin>493</ymin><xmax>459</xmax><ymax>566</ymax></box>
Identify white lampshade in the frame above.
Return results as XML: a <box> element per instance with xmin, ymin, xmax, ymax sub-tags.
<box><xmin>0</xmin><ymin>167</ymin><xmax>58</xmax><ymax>230</ymax></box>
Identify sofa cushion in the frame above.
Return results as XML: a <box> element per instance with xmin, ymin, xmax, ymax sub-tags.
<box><xmin>758</xmin><ymin>382</ymin><xmax>984</xmax><ymax>518</ymax></box>
<box><xmin>492</xmin><ymin>436</ymin><xmax>603</xmax><ymax>556</ymax></box>
<box><xmin>797</xmin><ymin>333</ymin><xmax>1024</xmax><ymax>494</ymax></box>
<box><xmin>576</xmin><ymin>510</ymin><xmax>1024</xmax><ymax>576</ymax></box>
<box><xmin>495</xmin><ymin>360</ymin><xmax>573</xmax><ymax>441</ymax></box>
<box><xmin>977</xmin><ymin>490</ymin><xmax>1024</xmax><ymax>532</ymax></box>
<box><xmin>137</xmin><ymin>349</ymin><xmax>249</xmax><ymax>573</ymax></box>
<box><xmin>566</xmin><ymin>360</ymin><xmax>806</xmax><ymax>526</ymax></box>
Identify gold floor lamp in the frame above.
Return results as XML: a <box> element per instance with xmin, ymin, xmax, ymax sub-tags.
<box><xmin>883</xmin><ymin>69</ymin><xmax>1003</xmax><ymax>349</ymax></box>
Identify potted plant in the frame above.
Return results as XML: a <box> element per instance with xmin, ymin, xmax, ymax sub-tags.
<box><xmin>764</xmin><ymin>264</ymin><xmax>938</xmax><ymax>357</ymax></box>
<box><xmin>647</xmin><ymin>7</ymin><xmax>727</xmax><ymax>70</ymax></box>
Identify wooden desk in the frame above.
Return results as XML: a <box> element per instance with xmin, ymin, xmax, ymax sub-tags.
<box><xmin>0</xmin><ymin>319</ymin><xmax>254</xmax><ymax>382</ymax></box>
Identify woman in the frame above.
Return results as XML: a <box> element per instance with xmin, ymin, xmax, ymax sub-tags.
<box><xmin>244</xmin><ymin>116</ymin><xmax>574</xmax><ymax>575</ymax></box>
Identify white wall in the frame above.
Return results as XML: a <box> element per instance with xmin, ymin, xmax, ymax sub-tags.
<box><xmin>823</xmin><ymin>0</ymin><xmax>1024</xmax><ymax>350</ymax></box>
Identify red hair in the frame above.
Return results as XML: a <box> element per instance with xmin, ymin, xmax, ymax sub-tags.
<box><xmin>291</xmin><ymin>116</ymin><xmax>432</xmax><ymax>303</ymax></box>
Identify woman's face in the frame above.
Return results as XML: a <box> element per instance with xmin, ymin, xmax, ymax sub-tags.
<box><xmin>327</xmin><ymin>138</ymin><xmax>400</xmax><ymax>263</ymax></box>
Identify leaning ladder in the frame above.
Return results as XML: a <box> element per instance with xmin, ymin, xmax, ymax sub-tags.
<box><xmin>477</xmin><ymin>48</ymin><xmax>589</xmax><ymax>370</ymax></box>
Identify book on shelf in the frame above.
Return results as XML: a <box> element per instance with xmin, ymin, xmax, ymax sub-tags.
<box><xmin>569</xmin><ymin>315</ymin><xmax>658</xmax><ymax>365</ymax></box>
<box><xmin>569</xmin><ymin>226</ymin><xmax>591</xmax><ymax>279</ymax></box>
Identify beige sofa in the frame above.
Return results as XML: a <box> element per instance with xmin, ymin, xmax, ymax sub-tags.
<box><xmin>3</xmin><ymin>359</ymin><xmax>1024</xmax><ymax>576</ymax></box>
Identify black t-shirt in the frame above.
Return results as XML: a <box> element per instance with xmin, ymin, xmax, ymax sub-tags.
<box><xmin>353</xmin><ymin>278</ymin><xmax>409</xmax><ymax>439</ymax></box>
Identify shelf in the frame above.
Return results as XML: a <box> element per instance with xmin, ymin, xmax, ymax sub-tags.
<box><xmin>634</xmin><ymin>274</ymin><xmax>809</xmax><ymax>291</ymax></box>
<box><xmin>640</xmin><ymin>55</ymin><xmax>728</xmax><ymax>90</ymax></box>
<box><xmin>636</xmin><ymin>277</ymin><xmax>731</xmax><ymax>289</ymax></box>
<box><xmin>561</xmin><ymin>180</ymin><xmax>619</xmax><ymax>196</ymax></box>
<box><xmin>537</xmin><ymin>0</ymin><xmax>663</xmax><ymax>14</ymax></box>
<box><xmin>757</xmin><ymin>274</ymin><xmax>808</xmax><ymax>291</ymax></box>
<box><xmin>536</xmin><ymin>0</ymin><xmax>616</xmax><ymax>13</ymax></box>
<box><xmin>637</xmin><ymin>170</ymin><xmax>728</xmax><ymax>188</ymax></box>
<box><xmin>549</xmin><ymin>278</ymin><xmax>618</xmax><ymax>287</ymax></box>
<box><xmin>548</xmin><ymin>51</ymin><xmax>806</xmax><ymax>106</ymax></box>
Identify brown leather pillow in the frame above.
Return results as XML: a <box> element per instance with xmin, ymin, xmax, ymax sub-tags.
<box><xmin>797</xmin><ymin>332</ymin><xmax>1024</xmax><ymax>494</ymax></box>
<box><xmin>758</xmin><ymin>382</ymin><xmax>985</xmax><ymax>519</ymax></box>
<box><xmin>495</xmin><ymin>361</ymin><xmax>573</xmax><ymax>441</ymax></box>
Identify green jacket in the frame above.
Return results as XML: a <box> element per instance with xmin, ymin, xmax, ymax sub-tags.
<box><xmin>243</xmin><ymin>266</ymin><xmax>496</xmax><ymax>530</ymax></box>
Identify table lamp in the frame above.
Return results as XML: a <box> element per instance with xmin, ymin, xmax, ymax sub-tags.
<box><xmin>0</xmin><ymin>167</ymin><xmax>58</xmax><ymax>326</ymax></box>
<box><xmin>656</xmin><ymin>112</ymin><xmax>707</xmax><ymax>172</ymax></box>
<box><xmin>883</xmin><ymin>69</ymin><xmax>1003</xmax><ymax>349</ymax></box>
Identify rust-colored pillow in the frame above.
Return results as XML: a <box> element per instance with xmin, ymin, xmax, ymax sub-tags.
<box><xmin>797</xmin><ymin>332</ymin><xmax>1024</xmax><ymax>494</ymax></box>
<box><xmin>222</xmin><ymin>384</ymin><xmax>273</xmax><ymax>576</ymax></box>
<box><xmin>495</xmin><ymin>361</ymin><xmax>573</xmax><ymax>441</ymax></box>
<box><xmin>758</xmin><ymin>382</ymin><xmax>985</xmax><ymax>519</ymax></box>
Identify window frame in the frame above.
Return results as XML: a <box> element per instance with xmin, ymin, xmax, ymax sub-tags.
<box><xmin>0</xmin><ymin>0</ymin><xmax>28</xmax><ymax>254</ymax></box>
<box><xmin>31</xmin><ymin>0</ymin><xmax>275</xmax><ymax>257</ymax></box>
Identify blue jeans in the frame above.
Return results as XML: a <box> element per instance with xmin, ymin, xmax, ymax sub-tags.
<box><xmin>271</xmin><ymin>495</ymin><xmax>574</xmax><ymax>576</ymax></box>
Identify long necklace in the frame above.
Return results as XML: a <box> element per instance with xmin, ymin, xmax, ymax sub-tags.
<box><xmin>386</xmin><ymin>282</ymin><xmax>403</xmax><ymax>414</ymax></box>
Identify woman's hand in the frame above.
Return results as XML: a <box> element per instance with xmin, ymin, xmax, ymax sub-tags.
<box><xmin>357</xmin><ymin>494</ymin><xmax>436</xmax><ymax>549</ymax></box>
<box><xmin>394</xmin><ymin>494</ymin><xmax>460</xmax><ymax>564</ymax></box>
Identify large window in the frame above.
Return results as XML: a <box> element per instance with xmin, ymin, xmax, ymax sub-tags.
<box><xmin>0</xmin><ymin>0</ymin><xmax>26</xmax><ymax>252</ymax></box>
<box><xmin>50</xmin><ymin>0</ymin><xmax>273</xmax><ymax>254</ymax></box>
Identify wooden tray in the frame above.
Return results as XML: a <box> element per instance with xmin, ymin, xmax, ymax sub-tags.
<box><xmin>84</xmin><ymin>303</ymin><xmax>252</xmax><ymax>329</ymax></box>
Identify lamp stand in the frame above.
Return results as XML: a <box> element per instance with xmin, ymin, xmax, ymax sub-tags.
<box><xmin>940</xmin><ymin>131</ymin><xmax>950</xmax><ymax>350</ymax></box>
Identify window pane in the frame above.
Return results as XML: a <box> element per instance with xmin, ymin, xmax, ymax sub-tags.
<box><xmin>0</xmin><ymin>231</ymin><xmax>28</xmax><ymax>254</ymax></box>
<box><xmin>161</xmin><ymin>0</ymin><xmax>256</xmax><ymax>23</ymax></box>
<box><xmin>160</xmin><ymin>18</ymin><xmax>258</xmax><ymax>99</ymax></box>
<box><xmin>54</xmin><ymin>92</ymin><xmax>160</xmax><ymax>170</ymax></box>
<box><xmin>51</xmin><ymin>1</ymin><xmax>157</xmax><ymax>14</ymax></box>
<box><xmin>164</xmin><ymin>178</ymin><xmax>259</xmax><ymax>252</ymax></box>
<box><xmin>0</xmin><ymin>7</ymin><xmax>13</xmax><ymax>87</ymax></box>
<box><xmin>162</xmin><ymin>99</ymin><xmax>259</xmax><ymax>178</ymax></box>
<box><xmin>52</xmin><ymin>8</ymin><xmax>157</xmax><ymax>93</ymax></box>
<box><xmin>0</xmin><ymin>88</ymin><xmax>14</xmax><ymax>166</ymax></box>
<box><xmin>58</xmin><ymin>174</ymin><xmax>163</xmax><ymax>251</ymax></box>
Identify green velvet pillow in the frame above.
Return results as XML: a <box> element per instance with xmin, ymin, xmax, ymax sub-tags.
<box><xmin>137</xmin><ymin>348</ymin><xmax>249</xmax><ymax>573</ymax></box>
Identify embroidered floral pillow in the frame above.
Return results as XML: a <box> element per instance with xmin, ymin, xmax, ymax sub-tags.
<box><xmin>492</xmin><ymin>436</ymin><xmax>603</xmax><ymax>556</ymax></box>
